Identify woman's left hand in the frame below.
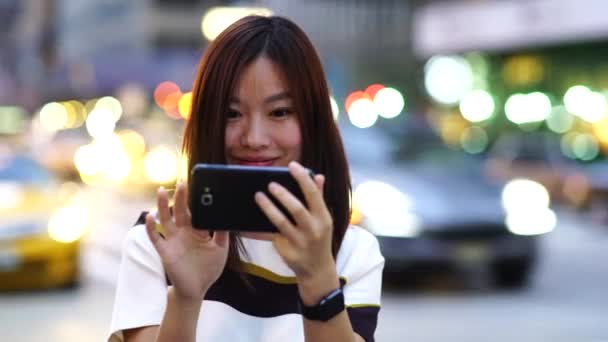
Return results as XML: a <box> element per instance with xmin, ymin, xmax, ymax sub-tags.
<box><xmin>254</xmin><ymin>161</ymin><xmax>339</xmax><ymax>303</ymax></box>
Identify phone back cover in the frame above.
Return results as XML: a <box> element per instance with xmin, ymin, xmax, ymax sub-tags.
<box><xmin>189</xmin><ymin>164</ymin><xmax>307</xmax><ymax>232</ymax></box>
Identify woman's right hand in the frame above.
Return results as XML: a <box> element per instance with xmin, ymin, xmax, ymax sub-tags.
<box><xmin>145</xmin><ymin>182</ymin><xmax>230</xmax><ymax>302</ymax></box>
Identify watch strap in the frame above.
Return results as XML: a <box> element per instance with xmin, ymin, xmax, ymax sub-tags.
<box><xmin>298</xmin><ymin>287</ymin><xmax>345</xmax><ymax>322</ymax></box>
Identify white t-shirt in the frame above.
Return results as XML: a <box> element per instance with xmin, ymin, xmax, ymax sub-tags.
<box><xmin>108</xmin><ymin>223</ymin><xmax>384</xmax><ymax>342</ymax></box>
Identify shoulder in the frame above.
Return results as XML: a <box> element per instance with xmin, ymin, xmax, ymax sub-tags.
<box><xmin>340</xmin><ymin>225</ymin><xmax>382</xmax><ymax>257</ymax></box>
<box><xmin>336</xmin><ymin>225</ymin><xmax>384</xmax><ymax>275</ymax></box>
<box><xmin>120</xmin><ymin>223</ymin><xmax>161</xmax><ymax>265</ymax></box>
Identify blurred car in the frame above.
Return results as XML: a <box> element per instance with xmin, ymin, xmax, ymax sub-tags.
<box><xmin>341</xmin><ymin>123</ymin><xmax>556</xmax><ymax>288</ymax></box>
<box><xmin>484</xmin><ymin>132</ymin><xmax>587</xmax><ymax>209</ymax></box>
<box><xmin>576</xmin><ymin>161</ymin><xmax>608</xmax><ymax>224</ymax></box>
<box><xmin>0</xmin><ymin>148</ymin><xmax>89</xmax><ymax>290</ymax></box>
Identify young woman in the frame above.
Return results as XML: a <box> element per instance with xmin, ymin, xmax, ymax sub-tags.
<box><xmin>109</xmin><ymin>15</ymin><xmax>384</xmax><ymax>342</ymax></box>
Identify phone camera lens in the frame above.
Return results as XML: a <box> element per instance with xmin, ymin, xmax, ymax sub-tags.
<box><xmin>201</xmin><ymin>193</ymin><xmax>213</xmax><ymax>206</ymax></box>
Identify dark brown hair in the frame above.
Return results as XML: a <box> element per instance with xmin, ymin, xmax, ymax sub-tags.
<box><xmin>182</xmin><ymin>15</ymin><xmax>351</xmax><ymax>271</ymax></box>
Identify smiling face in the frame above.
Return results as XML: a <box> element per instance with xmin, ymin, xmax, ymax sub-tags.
<box><xmin>224</xmin><ymin>56</ymin><xmax>302</xmax><ymax>167</ymax></box>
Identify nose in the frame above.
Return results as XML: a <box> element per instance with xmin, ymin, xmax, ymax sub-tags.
<box><xmin>241</xmin><ymin>115</ymin><xmax>270</xmax><ymax>149</ymax></box>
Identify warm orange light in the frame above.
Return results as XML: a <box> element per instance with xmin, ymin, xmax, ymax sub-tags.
<box><xmin>178</xmin><ymin>92</ymin><xmax>193</xmax><ymax>120</ymax></box>
<box><xmin>154</xmin><ymin>81</ymin><xmax>182</xmax><ymax>118</ymax></box>
<box><xmin>365</xmin><ymin>84</ymin><xmax>385</xmax><ymax>100</ymax></box>
<box><xmin>350</xmin><ymin>202</ymin><xmax>364</xmax><ymax>225</ymax></box>
<box><xmin>345</xmin><ymin>91</ymin><xmax>371</xmax><ymax>113</ymax></box>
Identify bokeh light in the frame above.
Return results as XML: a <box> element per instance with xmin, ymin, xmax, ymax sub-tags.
<box><xmin>347</xmin><ymin>98</ymin><xmax>378</xmax><ymax>128</ymax></box>
<box><xmin>144</xmin><ymin>146</ymin><xmax>179</xmax><ymax>184</ymax></box>
<box><xmin>154</xmin><ymin>81</ymin><xmax>182</xmax><ymax>118</ymax></box>
<box><xmin>330</xmin><ymin>96</ymin><xmax>339</xmax><ymax>121</ymax></box>
<box><xmin>345</xmin><ymin>91</ymin><xmax>370</xmax><ymax>113</ymax></box>
<box><xmin>365</xmin><ymin>84</ymin><xmax>385</xmax><ymax>99</ymax></box>
<box><xmin>459</xmin><ymin>90</ymin><xmax>495</xmax><ymax>123</ymax></box>
<box><xmin>85</xmin><ymin>108</ymin><xmax>116</xmax><ymax>139</ymax></box>
<box><xmin>505</xmin><ymin>92</ymin><xmax>551</xmax><ymax>125</ymax></box>
<box><xmin>424</xmin><ymin>55</ymin><xmax>473</xmax><ymax>105</ymax></box>
<box><xmin>460</xmin><ymin>126</ymin><xmax>489</xmax><ymax>154</ymax></box>
<box><xmin>202</xmin><ymin>7</ymin><xmax>273</xmax><ymax>41</ymax></box>
<box><xmin>39</xmin><ymin>102</ymin><xmax>68</xmax><ymax>132</ymax></box>
<box><xmin>564</xmin><ymin>85</ymin><xmax>608</xmax><ymax>123</ymax></box>
<box><xmin>373</xmin><ymin>87</ymin><xmax>405</xmax><ymax>119</ymax></box>
<box><xmin>572</xmin><ymin>133</ymin><xmax>600</xmax><ymax>161</ymax></box>
<box><xmin>178</xmin><ymin>92</ymin><xmax>193</xmax><ymax>119</ymax></box>
<box><xmin>95</xmin><ymin>96</ymin><xmax>123</xmax><ymax>122</ymax></box>
<box><xmin>546</xmin><ymin>106</ymin><xmax>575</xmax><ymax>134</ymax></box>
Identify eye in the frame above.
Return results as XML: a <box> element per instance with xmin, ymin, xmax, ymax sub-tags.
<box><xmin>270</xmin><ymin>108</ymin><xmax>293</xmax><ymax>118</ymax></box>
<box><xmin>226</xmin><ymin>109</ymin><xmax>241</xmax><ymax>120</ymax></box>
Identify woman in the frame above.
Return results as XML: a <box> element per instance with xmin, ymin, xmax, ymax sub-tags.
<box><xmin>109</xmin><ymin>15</ymin><xmax>384</xmax><ymax>342</ymax></box>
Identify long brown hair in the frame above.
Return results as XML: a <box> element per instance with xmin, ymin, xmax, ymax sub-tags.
<box><xmin>182</xmin><ymin>15</ymin><xmax>351</xmax><ymax>271</ymax></box>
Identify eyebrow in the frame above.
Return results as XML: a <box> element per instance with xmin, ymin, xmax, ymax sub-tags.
<box><xmin>229</xmin><ymin>91</ymin><xmax>292</xmax><ymax>105</ymax></box>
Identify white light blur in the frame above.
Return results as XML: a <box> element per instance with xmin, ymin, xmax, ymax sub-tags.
<box><xmin>48</xmin><ymin>204</ymin><xmax>90</xmax><ymax>243</ymax></box>
<box><xmin>502</xmin><ymin>179</ymin><xmax>550</xmax><ymax>211</ymax></box>
<box><xmin>424</xmin><ymin>55</ymin><xmax>473</xmax><ymax>105</ymax></box>
<box><xmin>354</xmin><ymin>181</ymin><xmax>420</xmax><ymax>238</ymax></box>
<box><xmin>201</xmin><ymin>7</ymin><xmax>273</xmax><ymax>41</ymax></box>
<box><xmin>330</xmin><ymin>96</ymin><xmax>339</xmax><ymax>121</ymax></box>
<box><xmin>144</xmin><ymin>146</ymin><xmax>179</xmax><ymax>184</ymax></box>
<box><xmin>373</xmin><ymin>87</ymin><xmax>405</xmax><ymax>119</ymax></box>
<box><xmin>502</xmin><ymin>179</ymin><xmax>556</xmax><ymax>235</ymax></box>
<box><xmin>39</xmin><ymin>102</ymin><xmax>68</xmax><ymax>132</ymax></box>
<box><xmin>348</xmin><ymin>98</ymin><xmax>378</xmax><ymax>128</ymax></box>
<box><xmin>74</xmin><ymin>144</ymin><xmax>99</xmax><ymax>176</ymax></box>
<box><xmin>86</xmin><ymin>108</ymin><xmax>116</xmax><ymax>138</ymax></box>
<box><xmin>506</xmin><ymin>208</ymin><xmax>557</xmax><ymax>236</ymax></box>
<box><xmin>459</xmin><ymin>90</ymin><xmax>495</xmax><ymax>122</ymax></box>
<box><xmin>505</xmin><ymin>92</ymin><xmax>551</xmax><ymax>125</ymax></box>
<box><xmin>546</xmin><ymin>106</ymin><xmax>575</xmax><ymax>134</ymax></box>
<box><xmin>564</xmin><ymin>86</ymin><xmax>608</xmax><ymax>123</ymax></box>
<box><xmin>74</xmin><ymin>135</ymin><xmax>132</xmax><ymax>182</ymax></box>
<box><xmin>95</xmin><ymin>96</ymin><xmax>123</xmax><ymax>122</ymax></box>
<box><xmin>0</xmin><ymin>182</ymin><xmax>24</xmax><ymax>209</ymax></box>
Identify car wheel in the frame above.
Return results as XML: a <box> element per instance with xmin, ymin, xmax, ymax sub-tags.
<box><xmin>490</xmin><ymin>257</ymin><xmax>534</xmax><ymax>289</ymax></box>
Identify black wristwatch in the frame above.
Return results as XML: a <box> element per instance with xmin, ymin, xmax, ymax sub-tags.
<box><xmin>298</xmin><ymin>287</ymin><xmax>345</xmax><ymax>322</ymax></box>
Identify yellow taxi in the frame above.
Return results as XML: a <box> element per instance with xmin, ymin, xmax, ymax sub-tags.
<box><xmin>0</xmin><ymin>152</ymin><xmax>89</xmax><ymax>290</ymax></box>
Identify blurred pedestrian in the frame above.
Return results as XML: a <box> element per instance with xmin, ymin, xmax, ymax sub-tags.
<box><xmin>108</xmin><ymin>15</ymin><xmax>384</xmax><ymax>342</ymax></box>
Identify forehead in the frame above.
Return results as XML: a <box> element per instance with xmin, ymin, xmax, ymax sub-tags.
<box><xmin>233</xmin><ymin>56</ymin><xmax>289</xmax><ymax>99</ymax></box>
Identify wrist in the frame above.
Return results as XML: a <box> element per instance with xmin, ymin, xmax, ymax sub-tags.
<box><xmin>169</xmin><ymin>287</ymin><xmax>206</xmax><ymax>310</ymax></box>
<box><xmin>297</xmin><ymin>262</ymin><xmax>340</xmax><ymax>306</ymax></box>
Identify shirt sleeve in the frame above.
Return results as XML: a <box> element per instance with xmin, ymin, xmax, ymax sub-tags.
<box><xmin>108</xmin><ymin>224</ymin><xmax>168</xmax><ymax>341</ymax></box>
<box><xmin>339</xmin><ymin>227</ymin><xmax>385</xmax><ymax>342</ymax></box>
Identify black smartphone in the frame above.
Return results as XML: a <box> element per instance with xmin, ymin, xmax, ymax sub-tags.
<box><xmin>189</xmin><ymin>163</ymin><xmax>315</xmax><ymax>232</ymax></box>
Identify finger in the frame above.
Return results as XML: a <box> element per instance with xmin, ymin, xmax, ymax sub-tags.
<box><xmin>157</xmin><ymin>187</ymin><xmax>176</xmax><ymax>234</ymax></box>
<box><xmin>213</xmin><ymin>231</ymin><xmax>229</xmax><ymax>248</ymax></box>
<box><xmin>173</xmin><ymin>182</ymin><xmax>191</xmax><ymax>228</ymax></box>
<box><xmin>314</xmin><ymin>174</ymin><xmax>325</xmax><ymax>192</ymax></box>
<box><xmin>254</xmin><ymin>191</ymin><xmax>300</xmax><ymax>243</ymax></box>
<box><xmin>268</xmin><ymin>182</ymin><xmax>312</xmax><ymax>229</ymax></box>
<box><xmin>288</xmin><ymin>161</ymin><xmax>325</xmax><ymax>214</ymax></box>
<box><xmin>145</xmin><ymin>213</ymin><xmax>164</xmax><ymax>249</ymax></box>
<box><xmin>193</xmin><ymin>229</ymin><xmax>212</xmax><ymax>242</ymax></box>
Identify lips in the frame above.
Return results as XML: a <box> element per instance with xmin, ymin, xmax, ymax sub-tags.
<box><xmin>234</xmin><ymin>157</ymin><xmax>279</xmax><ymax>166</ymax></box>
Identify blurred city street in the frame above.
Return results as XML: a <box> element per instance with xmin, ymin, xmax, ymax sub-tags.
<box><xmin>0</xmin><ymin>185</ymin><xmax>606</xmax><ymax>341</ymax></box>
<box><xmin>3</xmin><ymin>1</ymin><xmax>608</xmax><ymax>341</ymax></box>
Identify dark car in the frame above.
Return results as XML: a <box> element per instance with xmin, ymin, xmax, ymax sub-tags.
<box><xmin>341</xmin><ymin>123</ymin><xmax>556</xmax><ymax>288</ymax></box>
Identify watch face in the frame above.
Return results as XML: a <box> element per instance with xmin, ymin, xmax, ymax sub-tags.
<box><xmin>300</xmin><ymin>288</ymin><xmax>345</xmax><ymax>321</ymax></box>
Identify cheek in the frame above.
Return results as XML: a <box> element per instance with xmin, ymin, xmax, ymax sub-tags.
<box><xmin>277</xmin><ymin>122</ymin><xmax>302</xmax><ymax>155</ymax></box>
<box><xmin>224</xmin><ymin>125</ymin><xmax>238</xmax><ymax>151</ymax></box>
